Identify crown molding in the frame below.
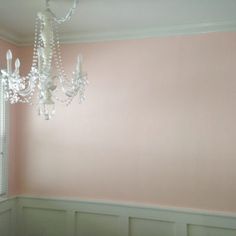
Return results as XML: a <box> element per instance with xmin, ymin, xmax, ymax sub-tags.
<box><xmin>1</xmin><ymin>21</ymin><xmax>236</xmax><ymax>46</ymax></box>
<box><xmin>59</xmin><ymin>21</ymin><xmax>236</xmax><ymax>44</ymax></box>
<box><xmin>0</xmin><ymin>28</ymin><xmax>23</xmax><ymax>46</ymax></box>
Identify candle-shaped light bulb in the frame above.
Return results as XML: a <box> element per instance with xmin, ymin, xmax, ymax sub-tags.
<box><xmin>6</xmin><ymin>50</ymin><xmax>12</xmax><ymax>60</ymax></box>
<box><xmin>76</xmin><ymin>54</ymin><xmax>83</xmax><ymax>73</ymax></box>
<box><xmin>15</xmin><ymin>58</ymin><xmax>20</xmax><ymax>74</ymax></box>
<box><xmin>15</xmin><ymin>58</ymin><xmax>20</xmax><ymax>68</ymax></box>
<box><xmin>6</xmin><ymin>50</ymin><xmax>13</xmax><ymax>74</ymax></box>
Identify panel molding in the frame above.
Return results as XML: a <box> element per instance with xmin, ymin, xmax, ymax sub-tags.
<box><xmin>15</xmin><ymin>196</ymin><xmax>236</xmax><ymax>236</ymax></box>
<box><xmin>0</xmin><ymin>198</ymin><xmax>16</xmax><ymax>236</ymax></box>
<box><xmin>1</xmin><ymin>196</ymin><xmax>236</xmax><ymax>236</ymax></box>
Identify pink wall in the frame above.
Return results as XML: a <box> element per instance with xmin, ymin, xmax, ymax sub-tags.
<box><xmin>8</xmin><ymin>32</ymin><xmax>236</xmax><ymax>212</ymax></box>
<box><xmin>0</xmin><ymin>39</ymin><xmax>19</xmax><ymax>195</ymax></box>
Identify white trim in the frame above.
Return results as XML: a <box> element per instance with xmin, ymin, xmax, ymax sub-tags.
<box><xmin>0</xmin><ymin>81</ymin><xmax>8</xmax><ymax>197</ymax></box>
<box><xmin>0</xmin><ymin>28</ymin><xmax>22</xmax><ymax>46</ymax></box>
<box><xmin>1</xmin><ymin>196</ymin><xmax>236</xmax><ymax>236</ymax></box>
<box><xmin>16</xmin><ymin>196</ymin><xmax>236</xmax><ymax>236</ymax></box>
<box><xmin>59</xmin><ymin>21</ymin><xmax>236</xmax><ymax>44</ymax></box>
<box><xmin>17</xmin><ymin>195</ymin><xmax>236</xmax><ymax>218</ymax></box>
<box><xmin>4</xmin><ymin>102</ymin><xmax>9</xmax><ymax>197</ymax></box>
<box><xmin>1</xmin><ymin>21</ymin><xmax>236</xmax><ymax>46</ymax></box>
<box><xmin>0</xmin><ymin>197</ymin><xmax>16</xmax><ymax>236</ymax></box>
<box><xmin>0</xmin><ymin>196</ymin><xmax>11</xmax><ymax>203</ymax></box>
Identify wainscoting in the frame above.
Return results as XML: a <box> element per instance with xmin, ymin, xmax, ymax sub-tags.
<box><xmin>15</xmin><ymin>196</ymin><xmax>236</xmax><ymax>236</ymax></box>
<box><xmin>0</xmin><ymin>198</ymin><xmax>16</xmax><ymax>236</ymax></box>
<box><xmin>1</xmin><ymin>196</ymin><xmax>236</xmax><ymax>236</ymax></box>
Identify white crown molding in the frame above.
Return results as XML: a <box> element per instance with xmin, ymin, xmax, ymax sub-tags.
<box><xmin>0</xmin><ymin>28</ymin><xmax>23</xmax><ymax>46</ymax></box>
<box><xmin>1</xmin><ymin>21</ymin><xmax>236</xmax><ymax>46</ymax></box>
<box><xmin>59</xmin><ymin>21</ymin><xmax>236</xmax><ymax>44</ymax></box>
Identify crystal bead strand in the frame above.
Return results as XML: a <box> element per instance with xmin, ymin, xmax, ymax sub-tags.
<box><xmin>18</xmin><ymin>16</ymin><xmax>41</xmax><ymax>104</ymax></box>
<box><xmin>52</xmin><ymin>20</ymin><xmax>74</xmax><ymax>104</ymax></box>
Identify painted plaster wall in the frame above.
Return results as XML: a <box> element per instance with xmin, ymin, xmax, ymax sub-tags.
<box><xmin>5</xmin><ymin>32</ymin><xmax>236</xmax><ymax>212</ymax></box>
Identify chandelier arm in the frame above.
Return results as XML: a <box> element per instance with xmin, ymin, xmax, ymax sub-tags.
<box><xmin>18</xmin><ymin>77</ymin><xmax>37</xmax><ymax>97</ymax></box>
<box><xmin>46</xmin><ymin>0</ymin><xmax>79</xmax><ymax>24</ymax></box>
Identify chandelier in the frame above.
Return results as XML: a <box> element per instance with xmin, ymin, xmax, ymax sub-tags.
<box><xmin>0</xmin><ymin>0</ymin><xmax>88</xmax><ymax>120</ymax></box>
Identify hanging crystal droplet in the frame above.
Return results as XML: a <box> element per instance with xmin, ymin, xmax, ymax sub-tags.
<box><xmin>44</xmin><ymin>103</ymin><xmax>55</xmax><ymax>120</ymax></box>
<box><xmin>38</xmin><ymin>101</ymin><xmax>55</xmax><ymax>120</ymax></box>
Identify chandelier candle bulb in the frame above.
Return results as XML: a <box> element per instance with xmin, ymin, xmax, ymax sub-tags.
<box><xmin>15</xmin><ymin>59</ymin><xmax>20</xmax><ymax>75</ymax></box>
<box><xmin>6</xmin><ymin>50</ymin><xmax>12</xmax><ymax>74</ymax></box>
<box><xmin>76</xmin><ymin>55</ymin><xmax>82</xmax><ymax>73</ymax></box>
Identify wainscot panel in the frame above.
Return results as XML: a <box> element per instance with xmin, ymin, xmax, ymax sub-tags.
<box><xmin>15</xmin><ymin>196</ymin><xmax>236</xmax><ymax>236</ymax></box>
<box><xmin>75</xmin><ymin>212</ymin><xmax>120</xmax><ymax>236</ymax></box>
<box><xmin>188</xmin><ymin>224</ymin><xmax>236</xmax><ymax>236</ymax></box>
<box><xmin>129</xmin><ymin>217</ymin><xmax>175</xmax><ymax>236</ymax></box>
<box><xmin>22</xmin><ymin>207</ymin><xmax>66</xmax><ymax>236</ymax></box>
<box><xmin>0</xmin><ymin>198</ymin><xmax>16</xmax><ymax>236</ymax></box>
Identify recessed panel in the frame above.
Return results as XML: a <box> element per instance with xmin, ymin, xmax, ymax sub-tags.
<box><xmin>75</xmin><ymin>212</ymin><xmax>120</xmax><ymax>236</ymax></box>
<box><xmin>129</xmin><ymin>217</ymin><xmax>175</xmax><ymax>236</ymax></box>
<box><xmin>23</xmin><ymin>207</ymin><xmax>66</xmax><ymax>236</ymax></box>
<box><xmin>0</xmin><ymin>210</ymin><xmax>11</xmax><ymax>236</ymax></box>
<box><xmin>188</xmin><ymin>224</ymin><xmax>236</xmax><ymax>236</ymax></box>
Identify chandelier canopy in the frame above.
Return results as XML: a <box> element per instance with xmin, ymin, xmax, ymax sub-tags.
<box><xmin>0</xmin><ymin>0</ymin><xmax>88</xmax><ymax>120</ymax></box>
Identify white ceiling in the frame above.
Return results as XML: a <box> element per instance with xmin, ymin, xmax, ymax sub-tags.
<box><xmin>0</xmin><ymin>0</ymin><xmax>236</xmax><ymax>45</ymax></box>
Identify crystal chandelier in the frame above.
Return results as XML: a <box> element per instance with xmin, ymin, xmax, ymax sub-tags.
<box><xmin>0</xmin><ymin>0</ymin><xmax>88</xmax><ymax>120</ymax></box>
